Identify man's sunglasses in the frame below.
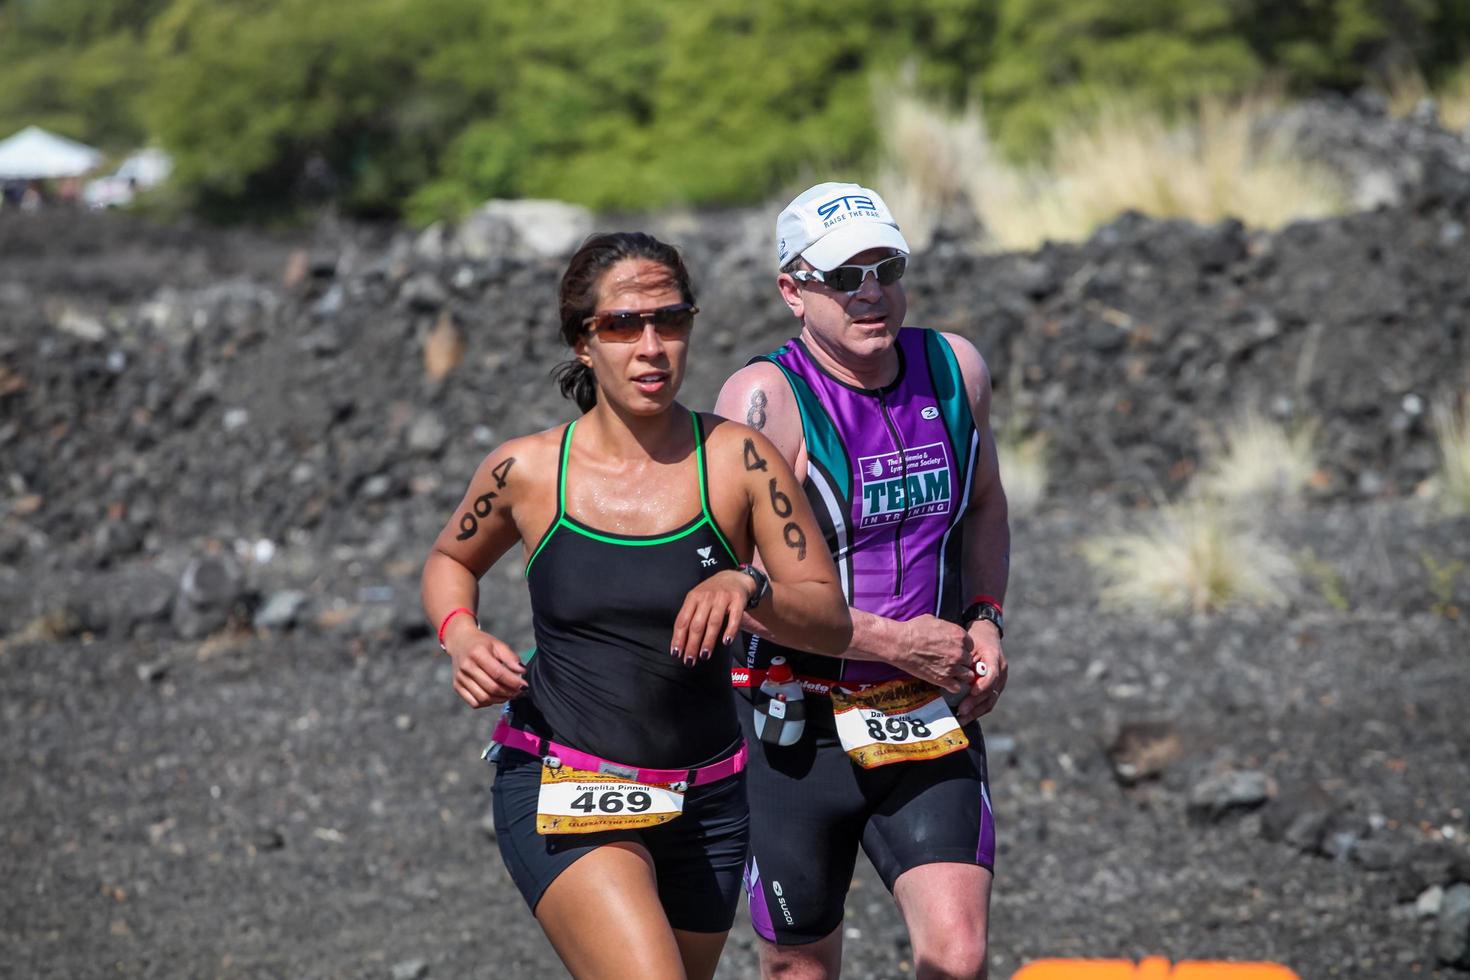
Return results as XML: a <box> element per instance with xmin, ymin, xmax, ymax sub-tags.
<box><xmin>790</xmin><ymin>255</ymin><xmax>907</xmax><ymax>294</ymax></box>
<box><xmin>581</xmin><ymin>302</ymin><xmax>698</xmax><ymax>343</ymax></box>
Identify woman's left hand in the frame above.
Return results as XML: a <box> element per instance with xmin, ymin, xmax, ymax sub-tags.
<box><xmin>670</xmin><ymin>570</ymin><xmax>754</xmax><ymax>666</ymax></box>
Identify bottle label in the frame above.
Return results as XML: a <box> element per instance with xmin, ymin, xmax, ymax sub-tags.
<box><xmin>831</xmin><ymin>678</ymin><xmax>969</xmax><ymax>768</ymax></box>
<box><xmin>754</xmin><ymin>687</ymin><xmax>805</xmax><ymax>746</ymax></box>
<box><xmin>535</xmin><ymin>763</ymin><xmax>684</xmax><ymax>834</ymax></box>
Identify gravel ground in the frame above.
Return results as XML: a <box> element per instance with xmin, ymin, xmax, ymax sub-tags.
<box><xmin>3</xmin><ymin>502</ymin><xmax>1467</xmax><ymax>979</ymax></box>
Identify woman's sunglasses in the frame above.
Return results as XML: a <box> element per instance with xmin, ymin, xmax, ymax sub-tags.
<box><xmin>790</xmin><ymin>255</ymin><xmax>907</xmax><ymax>294</ymax></box>
<box><xmin>582</xmin><ymin>302</ymin><xmax>698</xmax><ymax>343</ymax></box>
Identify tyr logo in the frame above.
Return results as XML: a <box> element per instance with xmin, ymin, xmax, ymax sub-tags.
<box><xmin>698</xmin><ymin>545</ymin><xmax>718</xmax><ymax>568</ymax></box>
<box><xmin>816</xmin><ymin>194</ymin><xmax>876</xmax><ymax>220</ymax></box>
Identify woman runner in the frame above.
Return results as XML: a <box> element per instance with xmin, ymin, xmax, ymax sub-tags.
<box><xmin>421</xmin><ymin>231</ymin><xmax>851</xmax><ymax>979</ymax></box>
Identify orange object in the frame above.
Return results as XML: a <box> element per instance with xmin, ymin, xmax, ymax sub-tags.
<box><xmin>1012</xmin><ymin>959</ymin><xmax>1299</xmax><ymax>980</ymax></box>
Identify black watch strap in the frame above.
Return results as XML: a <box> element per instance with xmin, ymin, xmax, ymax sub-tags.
<box><xmin>960</xmin><ymin>600</ymin><xmax>1004</xmax><ymax>638</ymax></box>
<box><xmin>738</xmin><ymin>563</ymin><xmax>770</xmax><ymax>610</ymax></box>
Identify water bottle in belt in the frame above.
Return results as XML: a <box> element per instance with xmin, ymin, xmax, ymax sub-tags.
<box><xmin>752</xmin><ymin>656</ymin><xmax>805</xmax><ymax>746</ymax></box>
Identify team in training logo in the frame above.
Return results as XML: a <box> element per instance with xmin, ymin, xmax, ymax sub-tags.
<box><xmin>856</xmin><ymin>442</ymin><xmax>953</xmax><ymax>528</ymax></box>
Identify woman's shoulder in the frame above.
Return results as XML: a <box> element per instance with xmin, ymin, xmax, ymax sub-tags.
<box><xmin>696</xmin><ymin>411</ymin><xmax>752</xmax><ymax>449</ymax></box>
<box><xmin>696</xmin><ymin>411</ymin><xmax>783</xmax><ymax>474</ymax></box>
<box><xmin>467</xmin><ymin>424</ymin><xmax>569</xmax><ymax>492</ymax></box>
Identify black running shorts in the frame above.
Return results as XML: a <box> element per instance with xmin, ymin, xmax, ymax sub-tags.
<box><xmin>491</xmin><ymin>746</ymin><xmax>750</xmax><ymax>934</ymax></box>
<box><xmin>739</xmin><ymin>706</ymin><xmax>995</xmax><ymax>945</ymax></box>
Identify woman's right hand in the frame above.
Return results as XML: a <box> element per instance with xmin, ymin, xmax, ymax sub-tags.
<box><xmin>445</xmin><ymin>629</ymin><xmax>529</xmax><ymax>708</ymax></box>
<box><xmin>670</xmin><ymin>569</ymin><xmax>756</xmax><ymax>666</ymax></box>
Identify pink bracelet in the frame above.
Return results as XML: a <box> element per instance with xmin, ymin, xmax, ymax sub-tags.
<box><xmin>437</xmin><ymin>607</ymin><xmax>477</xmax><ymax>650</ymax></box>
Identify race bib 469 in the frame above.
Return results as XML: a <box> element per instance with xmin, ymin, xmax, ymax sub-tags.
<box><xmin>536</xmin><ymin>764</ymin><xmax>684</xmax><ymax>835</ymax></box>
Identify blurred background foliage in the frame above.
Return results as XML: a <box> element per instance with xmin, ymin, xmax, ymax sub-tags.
<box><xmin>2</xmin><ymin>0</ymin><xmax>1468</xmax><ymax>220</ymax></box>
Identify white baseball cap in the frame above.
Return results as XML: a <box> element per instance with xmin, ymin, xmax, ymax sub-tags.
<box><xmin>775</xmin><ymin>181</ymin><xmax>910</xmax><ymax>272</ymax></box>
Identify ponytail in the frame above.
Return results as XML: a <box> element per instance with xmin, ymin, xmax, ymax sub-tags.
<box><xmin>553</xmin><ymin>360</ymin><xmax>599</xmax><ymax>412</ymax></box>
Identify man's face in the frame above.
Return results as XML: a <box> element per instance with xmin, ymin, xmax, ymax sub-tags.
<box><xmin>777</xmin><ymin>247</ymin><xmax>908</xmax><ymax>360</ymax></box>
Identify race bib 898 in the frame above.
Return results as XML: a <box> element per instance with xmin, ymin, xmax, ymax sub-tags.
<box><xmin>831</xmin><ymin>677</ymin><xmax>969</xmax><ymax>769</ymax></box>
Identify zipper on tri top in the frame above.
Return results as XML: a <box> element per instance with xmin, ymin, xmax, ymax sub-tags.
<box><xmin>878</xmin><ymin>392</ymin><xmax>908</xmax><ymax>597</ymax></box>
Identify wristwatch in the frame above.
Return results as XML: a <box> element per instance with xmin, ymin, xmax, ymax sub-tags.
<box><xmin>738</xmin><ymin>563</ymin><xmax>770</xmax><ymax>609</ymax></box>
<box><xmin>960</xmin><ymin>599</ymin><xmax>1004</xmax><ymax>638</ymax></box>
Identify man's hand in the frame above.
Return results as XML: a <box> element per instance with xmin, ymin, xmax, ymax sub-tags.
<box><xmin>954</xmin><ymin>621</ymin><xmax>1006</xmax><ymax>724</ymax></box>
<box><xmin>888</xmin><ymin>614</ymin><xmax>976</xmax><ymax>694</ymax></box>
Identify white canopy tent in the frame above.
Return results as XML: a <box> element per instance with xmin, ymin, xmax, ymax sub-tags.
<box><xmin>0</xmin><ymin>126</ymin><xmax>104</xmax><ymax>180</ymax></box>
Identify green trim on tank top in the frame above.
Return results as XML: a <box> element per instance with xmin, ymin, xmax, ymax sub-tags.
<box><xmin>524</xmin><ymin>410</ymin><xmax>739</xmax><ymax>577</ymax></box>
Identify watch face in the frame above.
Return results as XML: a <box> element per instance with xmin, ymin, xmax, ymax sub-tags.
<box><xmin>743</xmin><ymin>566</ymin><xmax>770</xmax><ymax>608</ymax></box>
<box><xmin>964</xmin><ymin>602</ymin><xmax>1002</xmax><ymax>634</ymax></box>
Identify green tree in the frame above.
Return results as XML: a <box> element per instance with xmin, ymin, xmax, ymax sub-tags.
<box><xmin>0</xmin><ymin>0</ymin><xmax>165</xmax><ymax>146</ymax></box>
<box><xmin>6</xmin><ymin>0</ymin><xmax>1469</xmax><ymax>218</ymax></box>
<box><xmin>144</xmin><ymin>0</ymin><xmax>460</xmax><ymax>214</ymax></box>
<box><xmin>415</xmin><ymin>0</ymin><xmax>996</xmax><ymax>213</ymax></box>
<box><xmin>981</xmin><ymin>0</ymin><xmax>1263</xmax><ymax>156</ymax></box>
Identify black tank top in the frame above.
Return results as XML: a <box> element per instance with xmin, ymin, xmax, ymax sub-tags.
<box><xmin>514</xmin><ymin>411</ymin><xmax>743</xmax><ymax>770</ymax></box>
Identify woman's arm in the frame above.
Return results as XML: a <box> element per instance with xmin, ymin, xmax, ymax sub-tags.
<box><xmin>682</xmin><ymin>427</ymin><xmax>850</xmax><ymax>657</ymax></box>
<box><xmin>421</xmin><ymin>441</ymin><xmax>533</xmax><ymax>708</ymax></box>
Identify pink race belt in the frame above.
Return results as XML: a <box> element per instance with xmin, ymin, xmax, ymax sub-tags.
<box><xmin>491</xmin><ymin>718</ymin><xmax>747</xmax><ymax>787</ymax></box>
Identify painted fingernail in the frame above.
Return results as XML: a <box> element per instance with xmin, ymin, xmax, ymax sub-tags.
<box><xmin>670</xmin><ymin>646</ymin><xmax>680</xmax><ymax>657</ymax></box>
<box><xmin>684</xmin><ymin>656</ymin><xmax>696</xmax><ymax>667</ymax></box>
<box><xmin>722</xmin><ymin>635</ymin><xmax>733</xmax><ymax>646</ymax></box>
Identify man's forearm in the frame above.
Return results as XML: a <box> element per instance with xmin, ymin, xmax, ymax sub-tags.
<box><xmin>742</xmin><ymin>605</ymin><xmax>901</xmax><ymax>660</ymax></box>
<box><xmin>746</xmin><ymin>605</ymin><xmax>893</xmax><ymax>658</ymax></box>
<box><xmin>744</xmin><ymin>595</ymin><xmax>979</xmax><ymax>691</ymax></box>
<box><xmin>744</xmin><ymin>605</ymin><xmax>912</xmax><ymax>664</ymax></box>
<box><xmin>842</xmin><ymin>607</ymin><xmax>910</xmax><ymax>663</ymax></box>
<box><xmin>963</xmin><ymin>492</ymin><xmax>1010</xmax><ymax>607</ymax></box>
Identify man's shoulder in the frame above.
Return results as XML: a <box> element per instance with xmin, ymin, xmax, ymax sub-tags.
<box><xmin>930</xmin><ymin>328</ymin><xmax>981</xmax><ymax>359</ymax></box>
<box><xmin>715</xmin><ymin>359</ymin><xmax>792</xmax><ymax>418</ymax></box>
<box><xmin>724</xmin><ymin>357</ymin><xmax>789</xmax><ymax>387</ymax></box>
<box><xmin>714</xmin><ymin>358</ymin><xmax>803</xmax><ymax>461</ymax></box>
<box><xmin>921</xmin><ymin>329</ymin><xmax>988</xmax><ymax>388</ymax></box>
<box><xmin>900</xmin><ymin>326</ymin><xmax>978</xmax><ymax>360</ymax></box>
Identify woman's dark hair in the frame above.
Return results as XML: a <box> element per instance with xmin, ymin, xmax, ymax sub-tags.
<box><xmin>553</xmin><ymin>231</ymin><xmax>696</xmax><ymax>412</ymax></box>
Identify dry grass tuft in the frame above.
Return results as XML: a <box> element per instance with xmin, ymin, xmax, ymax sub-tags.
<box><xmin>1194</xmin><ymin>411</ymin><xmax>1317</xmax><ymax>504</ymax></box>
<box><xmin>1082</xmin><ymin>409</ymin><xmax>1318</xmax><ymax>615</ymax></box>
<box><xmin>1083</xmin><ymin>500</ymin><xmax>1297</xmax><ymax>615</ymax></box>
<box><xmin>972</xmin><ymin>96</ymin><xmax>1347</xmax><ymax>251</ymax></box>
<box><xmin>873</xmin><ymin>83</ymin><xmax>1348</xmax><ymax>253</ymax></box>
<box><xmin>996</xmin><ymin>431</ymin><xmax>1048</xmax><ymax>517</ymax></box>
<box><xmin>1384</xmin><ymin>64</ymin><xmax>1470</xmax><ymax>133</ymax></box>
<box><xmin>1431</xmin><ymin>396</ymin><xmax>1470</xmax><ymax>515</ymax></box>
<box><xmin>872</xmin><ymin>75</ymin><xmax>999</xmax><ymax>252</ymax></box>
<box><xmin>1441</xmin><ymin>73</ymin><xmax>1470</xmax><ymax>133</ymax></box>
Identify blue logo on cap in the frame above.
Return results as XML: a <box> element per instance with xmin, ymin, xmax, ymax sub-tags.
<box><xmin>816</xmin><ymin>194</ymin><xmax>877</xmax><ymax>220</ymax></box>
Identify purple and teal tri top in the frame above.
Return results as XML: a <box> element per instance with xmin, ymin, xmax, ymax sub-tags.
<box><xmin>745</xmin><ymin>327</ymin><xmax>979</xmax><ymax>689</ymax></box>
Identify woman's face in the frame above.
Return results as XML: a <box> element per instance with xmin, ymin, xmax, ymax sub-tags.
<box><xmin>576</xmin><ymin>257</ymin><xmax>690</xmax><ymax>416</ymax></box>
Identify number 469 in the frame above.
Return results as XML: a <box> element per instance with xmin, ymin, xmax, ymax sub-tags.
<box><xmin>569</xmin><ymin>790</ymin><xmax>653</xmax><ymax>813</ymax></box>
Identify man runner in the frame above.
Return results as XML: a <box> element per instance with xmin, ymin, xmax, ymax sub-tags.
<box><xmin>715</xmin><ymin>182</ymin><xmax>1010</xmax><ymax>979</ymax></box>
